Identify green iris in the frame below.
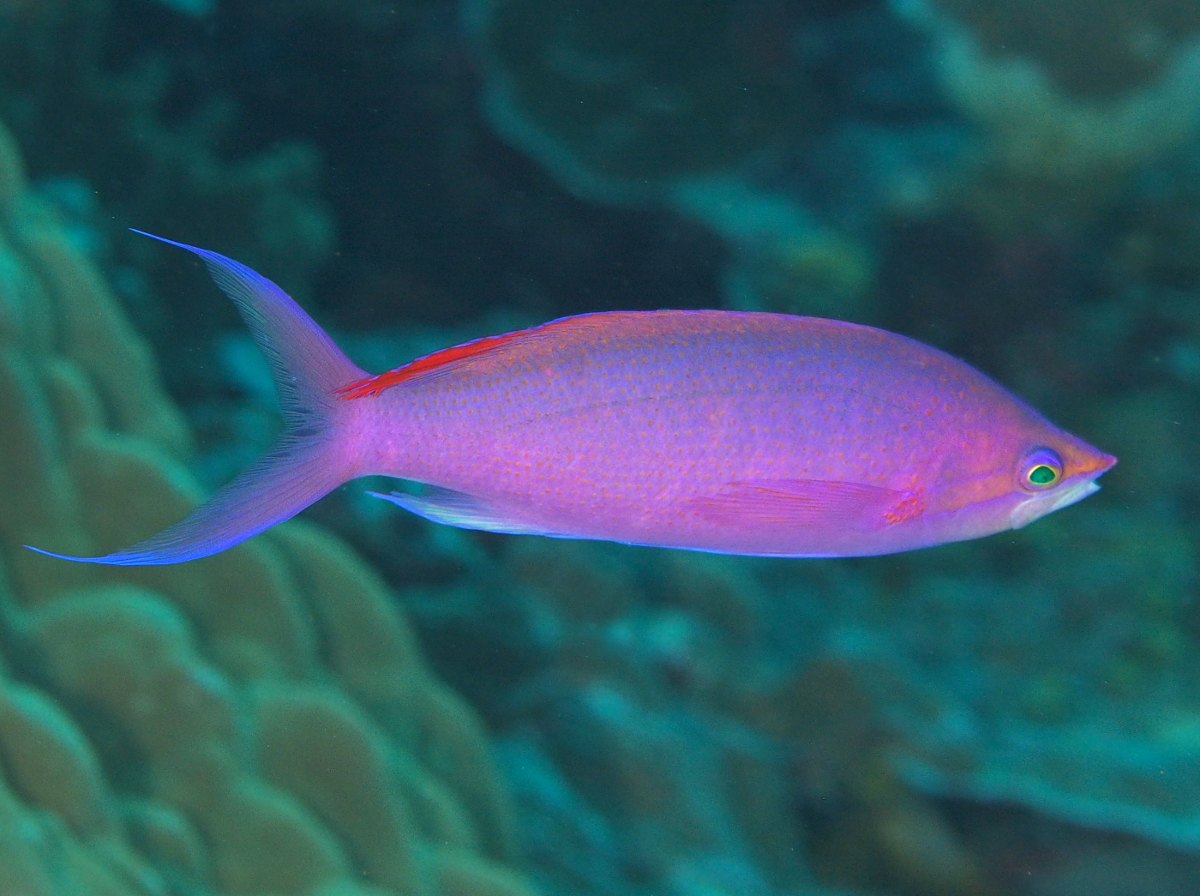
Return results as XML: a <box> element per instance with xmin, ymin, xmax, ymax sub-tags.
<box><xmin>1028</xmin><ymin>464</ymin><xmax>1058</xmax><ymax>486</ymax></box>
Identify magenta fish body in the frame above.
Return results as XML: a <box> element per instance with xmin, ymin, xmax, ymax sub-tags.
<box><xmin>351</xmin><ymin>310</ymin><xmax>1115</xmax><ymax>557</ymax></box>
<box><xmin>27</xmin><ymin>236</ymin><xmax>1116</xmax><ymax>565</ymax></box>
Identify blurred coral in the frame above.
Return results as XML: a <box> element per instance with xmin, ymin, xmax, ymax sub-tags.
<box><xmin>895</xmin><ymin>0</ymin><xmax>1200</xmax><ymax>231</ymax></box>
<box><xmin>0</xmin><ymin>0</ymin><xmax>334</xmax><ymax>303</ymax></box>
<box><xmin>0</xmin><ymin>115</ymin><xmax>537</xmax><ymax>896</ymax></box>
<box><xmin>467</xmin><ymin>0</ymin><xmax>879</xmax><ymax>317</ymax></box>
<box><xmin>468</xmin><ymin>0</ymin><xmax>814</xmax><ymax>202</ymax></box>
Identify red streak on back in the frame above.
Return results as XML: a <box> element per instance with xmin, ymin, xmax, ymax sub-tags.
<box><xmin>335</xmin><ymin>329</ymin><xmax>528</xmax><ymax>399</ymax></box>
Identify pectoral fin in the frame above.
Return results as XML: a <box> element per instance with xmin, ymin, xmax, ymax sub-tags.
<box><xmin>689</xmin><ymin>479</ymin><xmax>921</xmax><ymax>530</ymax></box>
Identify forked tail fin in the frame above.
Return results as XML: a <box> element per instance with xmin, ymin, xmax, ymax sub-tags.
<box><xmin>27</xmin><ymin>232</ymin><xmax>367</xmax><ymax>565</ymax></box>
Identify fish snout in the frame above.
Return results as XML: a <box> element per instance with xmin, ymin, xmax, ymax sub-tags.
<box><xmin>1084</xmin><ymin>451</ymin><xmax>1118</xmax><ymax>477</ymax></box>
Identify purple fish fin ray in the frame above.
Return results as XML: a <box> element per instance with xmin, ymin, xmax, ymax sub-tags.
<box><xmin>27</xmin><ymin>232</ymin><xmax>366</xmax><ymax>565</ymax></box>
<box><xmin>27</xmin><ymin>435</ymin><xmax>348</xmax><ymax>565</ymax></box>
<box><xmin>370</xmin><ymin>487</ymin><xmax>560</xmax><ymax>536</ymax></box>
<box><xmin>129</xmin><ymin>230</ymin><xmax>366</xmax><ymax>428</ymax></box>
<box><xmin>689</xmin><ymin>479</ymin><xmax>916</xmax><ymax>530</ymax></box>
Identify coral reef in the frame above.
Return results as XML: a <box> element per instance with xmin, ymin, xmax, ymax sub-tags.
<box><xmin>4</xmin><ymin>2</ymin><xmax>1196</xmax><ymax>893</ymax></box>
<box><xmin>894</xmin><ymin>0</ymin><xmax>1200</xmax><ymax>231</ymax></box>
<box><xmin>0</xmin><ymin>116</ymin><xmax>538</xmax><ymax>896</ymax></box>
<box><xmin>468</xmin><ymin>0</ymin><xmax>814</xmax><ymax>203</ymax></box>
<box><xmin>0</xmin><ymin>0</ymin><xmax>334</xmax><ymax>341</ymax></box>
<box><xmin>467</xmin><ymin>0</ymin><xmax>883</xmax><ymax>318</ymax></box>
<box><xmin>471</xmin><ymin>0</ymin><xmax>1200</xmax><ymax>315</ymax></box>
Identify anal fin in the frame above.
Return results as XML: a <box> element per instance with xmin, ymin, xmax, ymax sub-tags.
<box><xmin>369</xmin><ymin>486</ymin><xmax>557</xmax><ymax>536</ymax></box>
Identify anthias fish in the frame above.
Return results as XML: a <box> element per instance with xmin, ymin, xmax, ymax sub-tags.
<box><xmin>30</xmin><ymin>233</ymin><xmax>1115</xmax><ymax>565</ymax></box>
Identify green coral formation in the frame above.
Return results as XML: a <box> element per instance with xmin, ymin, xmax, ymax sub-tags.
<box><xmin>469</xmin><ymin>0</ymin><xmax>875</xmax><ymax>317</ymax></box>
<box><xmin>470</xmin><ymin>0</ymin><xmax>814</xmax><ymax>202</ymax></box>
<box><xmin>0</xmin><ymin>116</ymin><xmax>538</xmax><ymax>896</ymax></box>
<box><xmin>931</xmin><ymin>0</ymin><xmax>1200</xmax><ymax>98</ymax></box>
<box><xmin>897</xmin><ymin>0</ymin><xmax>1200</xmax><ymax>232</ymax></box>
<box><xmin>0</xmin><ymin>0</ymin><xmax>333</xmax><ymax>302</ymax></box>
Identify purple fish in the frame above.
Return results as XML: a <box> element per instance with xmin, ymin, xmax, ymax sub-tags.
<box><xmin>29</xmin><ymin>233</ymin><xmax>1115</xmax><ymax>564</ymax></box>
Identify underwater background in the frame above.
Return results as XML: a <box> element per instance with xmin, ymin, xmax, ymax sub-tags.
<box><xmin>0</xmin><ymin>0</ymin><xmax>1197</xmax><ymax>894</ymax></box>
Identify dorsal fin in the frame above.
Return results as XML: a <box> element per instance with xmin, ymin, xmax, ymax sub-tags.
<box><xmin>336</xmin><ymin>329</ymin><xmax>532</xmax><ymax>399</ymax></box>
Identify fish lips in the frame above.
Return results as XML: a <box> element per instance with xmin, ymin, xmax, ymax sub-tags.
<box><xmin>1009</xmin><ymin>452</ymin><xmax>1117</xmax><ymax>530</ymax></box>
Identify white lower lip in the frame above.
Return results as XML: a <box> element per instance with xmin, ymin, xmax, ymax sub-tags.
<box><xmin>1011</xmin><ymin>480</ymin><xmax>1101</xmax><ymax>529</ymax></box>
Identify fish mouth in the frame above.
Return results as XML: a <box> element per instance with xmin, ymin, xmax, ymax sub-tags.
<box><xmin>1009</xmin><ymin>471</ymin><xmax>1109</xmax><ymax>529</ymax></box>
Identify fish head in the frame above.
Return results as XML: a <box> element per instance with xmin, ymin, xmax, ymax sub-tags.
<box><xmin>919</xmin><ymin>420</ymin><xmax>1116</xmax><ymax>543</ymax></box>
<box><xmin>1005</xmin><ymin>436</ymin><xmax>1117</xmax><ymax>529</ymax></box>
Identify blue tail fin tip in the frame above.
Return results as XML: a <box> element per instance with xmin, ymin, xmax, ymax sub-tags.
<box><xmin>130</xmin><ymin>228</ymin><xmax>203</xmax><ymax>253</ymax></box>
<box><xmin>25</xmin><ymin>544</ymin><xmax>146</xmax><ymax>566</ymax></box>
<box><xmin>24</xmin><ymin>545</ymin><xmax>89</xmax><ymax>563</ymax></box>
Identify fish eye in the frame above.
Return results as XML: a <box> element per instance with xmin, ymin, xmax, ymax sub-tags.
<box><xmin>1020</xmin><ymin>448</ymin><xmax>1063</xmax><ymax>490</ymax></box>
